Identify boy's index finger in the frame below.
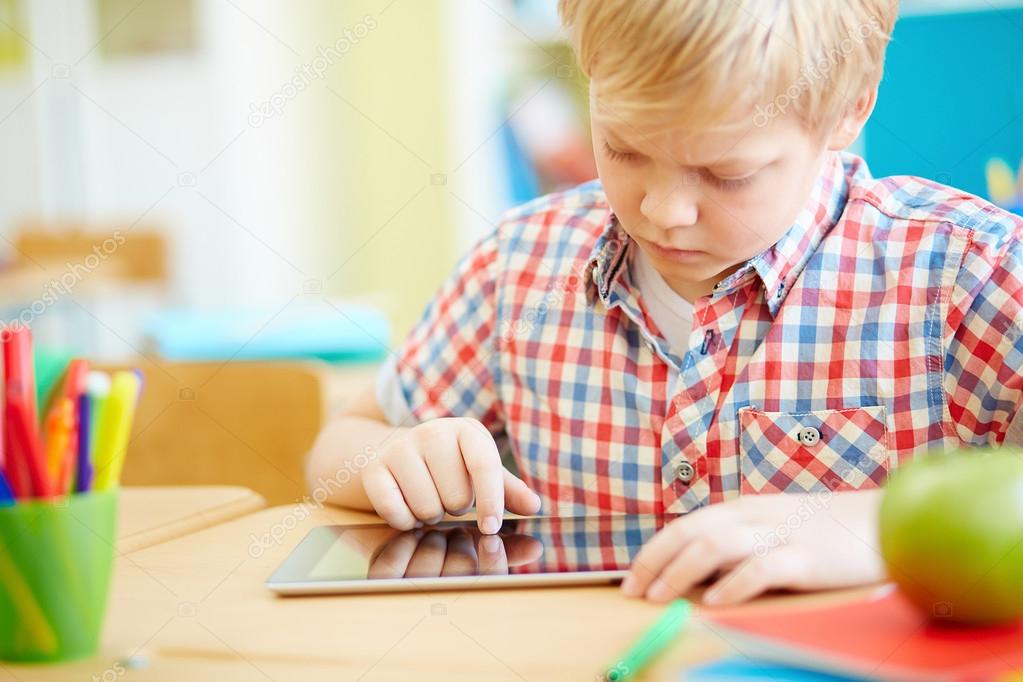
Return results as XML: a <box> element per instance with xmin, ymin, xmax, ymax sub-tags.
<box><xmin>455</xmin><ymin>420</ymin><xmax>505</xmax><ymax>535</ymax></box>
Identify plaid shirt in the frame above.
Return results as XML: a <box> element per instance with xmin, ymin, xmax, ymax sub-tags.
<box><xmin>387</xmin><ymin>151</ymin><xmax>1023</xmax><ymax>514</ymax></box>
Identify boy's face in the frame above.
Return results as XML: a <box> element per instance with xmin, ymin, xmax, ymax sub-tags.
<box><xmin>591</xmin><ymin>106</ymin><xmax>828</xmax><ymax>302</ymax></box>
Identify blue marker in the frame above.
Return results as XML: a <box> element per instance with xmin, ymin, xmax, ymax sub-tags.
<box><xmin>0</xmin><ymin>468</ymin><xmax>14</xmax><ymax>505</ymax></box>
<box><xmin>74</xmin><ymin>391</ymin><xmax>92</xmax><ymax>493</ymax></box>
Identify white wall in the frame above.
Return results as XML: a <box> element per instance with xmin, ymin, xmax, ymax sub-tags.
<box><xmin>442</xmin><ymin>0</ymin><xmax>511</xmax><ymax>253</ymax></box>
<box><xmin>3</xmin><ymin>0</ymin><xmax>339</xmax><ymax>308</ymax></box>
<box><xmin>0</xmin><ymin>0</ymin><xmax>357</xmax><ymax>357</ymax></box>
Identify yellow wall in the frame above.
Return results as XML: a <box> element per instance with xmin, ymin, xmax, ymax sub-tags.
<box><xmin>313</xmin><ymin>1</ymin><xmax>456</xmax><ymax>344</ymax></box>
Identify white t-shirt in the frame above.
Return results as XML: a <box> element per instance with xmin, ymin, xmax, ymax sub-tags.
<box><xmin>628</xmin><ymin>246</ymin><xmax>695</xmax><ymax>356</ymax></box>
<box><xmin>376</xmin><ymin>245</ymin><xmax>696</xmax><ymax>425</ymax></box>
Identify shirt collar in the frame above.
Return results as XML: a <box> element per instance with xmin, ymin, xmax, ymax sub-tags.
<box><xmin>586</xmin><ymin>151</ymin><xmax>851</xmax><ymax>313</ymax></box>
<box><xmin>586</xmin><ymin>214</ymin><xmax>630</xmax><ymax>305</ymax></box>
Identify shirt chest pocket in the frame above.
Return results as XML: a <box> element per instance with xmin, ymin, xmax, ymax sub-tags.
<box><xmin>737</xmin><ymin>405</ymin><xmax>890</xmax><ymax>494</ymax></box>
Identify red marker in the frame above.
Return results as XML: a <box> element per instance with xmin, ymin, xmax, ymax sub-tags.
<box><xmin>7</xmin><ymin>396</ymin><xmax>47</xmax><ymax>497</ymax></box>
<box><xmin>2</xmin><ymin>325</ymin><xmax>47</xmax><ymax>498</ymax></box>
<box><xmin>61</xmin><ymin>359</ymin><xmax>90</xmax><ymax>402</ymax></box>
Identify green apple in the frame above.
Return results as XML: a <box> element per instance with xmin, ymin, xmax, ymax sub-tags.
<box><xmin>879</xmin><ymin>448</ymin><xmax>1023</xmax><ymax>626</ymax></box>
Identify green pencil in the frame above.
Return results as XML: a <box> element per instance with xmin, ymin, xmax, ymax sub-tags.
<box><xmin>602</xmin><ymin>599</ymin><xmax>692</xmax><ymax>681</ymax></box>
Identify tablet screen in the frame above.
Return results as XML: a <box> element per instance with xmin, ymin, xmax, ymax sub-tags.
<box><xmin>268</xmin><ymin>514</ymin><xmax>676</xmax><ymax>592</ymax></box>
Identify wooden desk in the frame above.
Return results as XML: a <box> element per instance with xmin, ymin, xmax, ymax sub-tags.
<box><xmin>3</xmin><ymin>503</ymin><xmax>873</xmax><ymax>681</ymax></box>
<box><xmin>118</xmin><ymin>486</ymin><xmax>267</xmax><ymax>553</ymax></box>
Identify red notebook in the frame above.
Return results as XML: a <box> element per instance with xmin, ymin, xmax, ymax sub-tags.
<box><xmin>705</xmin><ymin>586</ymin><xmax>1023</xmax><ymax>681</ymax></box>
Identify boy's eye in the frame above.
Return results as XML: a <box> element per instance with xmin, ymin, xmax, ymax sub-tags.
<box><xmin>602</xmin><ymin>141</ymin><xmax>640</xmax><ymax>163</ymax></box>
<box><xmin>706</xmin><ymin>170</ymin><xmax>757</xmax><ymax>191</ymax></box>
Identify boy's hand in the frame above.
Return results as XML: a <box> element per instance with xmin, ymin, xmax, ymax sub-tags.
<box><xmin>362</xmin><ymin>417</ymin><xmax>542</xmax><ymax>534</ymax></box>
<box><xmin>621</xmin><ymin>489</ymin><xmax>886</xmax><ymax>605</ymax></box>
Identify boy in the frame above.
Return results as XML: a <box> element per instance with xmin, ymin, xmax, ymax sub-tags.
<box><xmin>306</xmin><ymin>0</ymin><xmax>1023</xmax><ymax>604</ymax></box>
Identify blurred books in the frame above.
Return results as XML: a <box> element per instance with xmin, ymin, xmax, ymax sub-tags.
<box><xmin>702</xmin><ymin>587</ymin><xmax>1023</xmax><ymax>681</ymax></box>
<box><xmin>143</xmin><ymin>301</ymin><xmax>390</xmax><ymax>364</ymax></box>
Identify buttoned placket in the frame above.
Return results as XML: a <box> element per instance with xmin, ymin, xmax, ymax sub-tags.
<box><xmin>588</xmin><ymin>226</ymin><xmax>761</xmax><ymax>513</ymax></box>
<box><xmin>661</xmin><ymin>277</ymin><xmax>755</xmax><ymax>512</ymax></box>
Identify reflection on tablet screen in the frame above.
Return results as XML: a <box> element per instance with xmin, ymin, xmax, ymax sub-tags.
<box><xmin>293</xmin><ymin>514</ymin><xmax>675</xmax><ymax>583</ymax></box>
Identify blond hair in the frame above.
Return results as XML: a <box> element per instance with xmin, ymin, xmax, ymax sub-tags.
<box><xmin>559</xmin><ymin>0</ymin><xmax>899</xmax><ymax>134</ymax></box>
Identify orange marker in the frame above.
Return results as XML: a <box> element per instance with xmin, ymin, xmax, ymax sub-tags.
<box><xmin>58</xmin><ymin>359</ymin><xmax>88</xmax><ymax>493</ymax></box>
<box><xmin>43</xmin><ymin>398</ymin><xmax>75</xmax><ymax>496</ymax></box>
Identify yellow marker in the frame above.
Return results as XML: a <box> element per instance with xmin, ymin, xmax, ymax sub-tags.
<box><xmin>91</xmin><ymin>371</ymin><xmax>140</xmax><ymax>490</ymax></box>
<box><xmin>85</xmin><ymin>371</ymin><xmax>111</xmax><ymax>469</ymax></box>
<box><xmin>986</xmin><ymin>157</ymin><xmax>1017</xmax><ymax>206</ymax></box>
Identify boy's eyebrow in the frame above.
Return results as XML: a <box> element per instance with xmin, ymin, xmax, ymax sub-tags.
<box><xmin>704</xmin><ymin>153</ymin><xmax>772</xmax><ymax>169</ymax></box>
<box><xmin>600</xmin><ymin>125</ymin><xmax>774</xmax><ymax>168</ymax></box>
<box><xmin>606</xmin><ymin>137</ymin><xmax>770</xmax><ymax>169</ymax></box>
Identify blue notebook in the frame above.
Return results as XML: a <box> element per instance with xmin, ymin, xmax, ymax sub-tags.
<box><xmin>684</xmin><ymin>657</ymin><xmax>867</xmax><ymax>681</ymax></box>
<box><xmin>144</xmin><ymin>302</ymin><xmax>390</xmax><ymax>363</ymax></box>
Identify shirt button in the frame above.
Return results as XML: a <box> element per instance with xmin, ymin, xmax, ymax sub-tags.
<box><xmin>797</xmin><ymin>426</ymin><xmax>821</xmax><ymax>446</ymax></box>
<box><xmin>675</xmin><ymin>461</ymin><xmax>695</xmax><ymax>484</ymax></box>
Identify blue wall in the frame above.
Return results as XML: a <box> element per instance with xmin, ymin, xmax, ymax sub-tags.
<box><xmin>864</xmin><ymin>6</ymin><xmax>1023</xmax><ymax>199</ymax></box>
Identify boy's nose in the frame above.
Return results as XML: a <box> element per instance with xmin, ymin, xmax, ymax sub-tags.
<box><xmin>640</xmin><ymin>183</ymin><xmax>699</xmax><ymax>231</ymax></box>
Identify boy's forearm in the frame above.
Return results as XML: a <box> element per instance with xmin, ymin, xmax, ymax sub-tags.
<box><xmin>305</xmin><ymin>415</ymin><xmax>408</xmax><ymax>511</ymax></box>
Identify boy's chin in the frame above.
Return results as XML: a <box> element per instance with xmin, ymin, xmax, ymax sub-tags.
<box><xmin>656</xmin><ymin>257</ymin><xmax>731</xmax><ymax>281</ymax></box>
<box><xmin>657</xmin><ymin>259</ymin><xmax>747</xmax><ymax>295</ymax></box>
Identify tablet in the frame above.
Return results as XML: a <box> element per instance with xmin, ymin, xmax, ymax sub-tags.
<box><xmin>266</xmin><ymin>513</ymin><xmax>674</xmax><ymax>595</ymax></box>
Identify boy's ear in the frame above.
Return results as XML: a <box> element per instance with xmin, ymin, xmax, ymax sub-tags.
<box><xmin>826</xmin><ymin>88</ymin><xmax>879</xmax><ymax>151</ymax></box>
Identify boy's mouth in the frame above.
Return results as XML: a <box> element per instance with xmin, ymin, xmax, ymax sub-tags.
<box><xmin>643</xmin><ymin>239</ymin><xmax>705</xmax><ymax>262</ymax></box>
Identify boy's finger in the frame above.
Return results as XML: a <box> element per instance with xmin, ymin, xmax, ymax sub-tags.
<box><xmin>703</xmin><ymin>547</ymin><xmax>804</xmax><ymax>605</ymax></box>
<box><xmin>456</xmin><ymin>421</ymin><xmax>506</xmax><ymax>534</ymax></box>
<box><xmin>621</xmin><ymin>507</ymin><xmax>736</xmax><ymax>597</ymax></box>
<box><xmin>421</xmin><ymin>440</ymin><xmax>475</xmax><ymax>514</ymax></box>
<box><xmin>363</xmin><ymin>465</ymin><xmax>418</xmax><ymax>530</ymax></box>
<box><xmin>621</xmin><ymin>516</ymin><xmax>693</xmax><ymax>597</ymax></box>
<box><xmin>388</xmin><ymin>452</ymin><xmax>445</xmax><ymax>524</ymax></box>
<box><xmin>502</xmin><ymin>469</ymin><xmax>542</xmax><ymax>516</ymax></box>
<box><xmin>642</xmin><ymin>533</ymin><xmax>748</xmax><ymax>603</ymax></box>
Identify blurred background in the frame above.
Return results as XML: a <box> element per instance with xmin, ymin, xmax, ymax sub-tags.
<box><xmin>0</xmin><ymin>0</ymin><xmax>1020</xmax><ymax>358</ymax></box>
<box><xmin>0</xmin><ymin>0</ymin><xmax>1019</xmax><ymax>503</ymax></box>
<box><xmin>0</xmin><ymin>0</ymin><xmax>595</xmax><ymax>360</ymax></box>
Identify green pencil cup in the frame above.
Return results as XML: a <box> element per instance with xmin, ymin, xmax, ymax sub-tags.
<box><xmin>0</xmin><ymin>489</ymin><xmax>118</xmax><ymax>663</ymax></box>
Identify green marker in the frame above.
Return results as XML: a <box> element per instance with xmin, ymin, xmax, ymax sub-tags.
<box><xmin>602</xmin><ymin>599</ymin><xmax>692</xmax><ymax>682</ymax></box>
